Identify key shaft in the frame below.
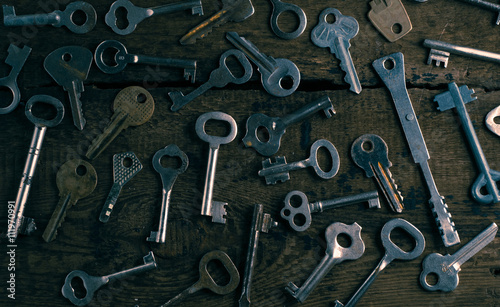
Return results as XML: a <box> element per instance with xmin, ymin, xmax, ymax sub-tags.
<box><xmin>312</xmin><ymin>190</ymin><xmax>381</xmax><ymax>213</ymax></box>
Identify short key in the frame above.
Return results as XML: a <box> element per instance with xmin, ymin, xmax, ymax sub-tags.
<box><xmin>424</xmin><ymin>39</ymin><xmax>500</xmax><ymax>68</ymax></box>
<box><xmin>285</xmin><ymin>222</ymin><xmax>365</xmax><ymax>302</ymax></box>
<box><xmin>0</xmin><ymin>44</ymin><xmax>31</xmax><ymax>115</ymax></box>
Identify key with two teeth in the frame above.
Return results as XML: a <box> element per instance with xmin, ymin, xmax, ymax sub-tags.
<box><xmin>268</xmin><ymin>0</ymin><xmax>307</xmax><ymax>40</ymax></box>
<box><xmin>0</xmin><ymin>44</ymin><xmax>31</xmax><ymax>115</ymax></box>
<box><xmin>42</xmin><ymin>159</ymin><xmax>97</xmax><ymax>243</ymax></box>
<box><xmin>286</xmin><ymin>222</ymin><xmax>365</xmax><ymax>303</ymax></box>
<box><xmin>423</xmin><ymin>39</ymin><xmax>500</xmax><ymax>68</ymax></box>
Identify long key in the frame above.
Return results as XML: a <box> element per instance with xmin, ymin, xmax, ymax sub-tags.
<box><xmin>226</xmin><ymin>31</ymin><xmax>301</xmax><ymax>97</ymax></box>
<box><xmin>423</xmin><ymin>39</ymin><xmax>500</xmax><ymax>68</ymax></box>
<box><xmin>268</xmin><ymin>0</ymin><xmax>307</xmax><ymax>40</ymax></box>
<box><xmin>334</xmin><ymin>218</ymin><xmax>426</xmax><ymax>307</ymax></box>
<box><xmin>242</xmin><ymin>95</ymin><xmax>335</xmax><ymax>156</ymax></box>
<box><xmin>286</xmin><ymin>222</ymin><xmax>365</xmax><ymax>302</ymax></box>
<box><xmin>351</xmin><ymin>134</ymin><xmax>404</xmax><ymax>213</ymax></box>
<box><xmin>311</xmin><ymin>8</ymin><xmax>361</xmax><ymax>94</ymax></box>
<box><xmin>280</xmin><ymin>190</ymin><xmax>380</xmax><ymax>232</ymax></box>
<box><xmin>420</xmin><ymin>223</ymin><xmax>498</xmax><ymax>292</ymax></box>
<box><xmin>42</xmin><ymin>159</ymin><xmax>97</xmax><ymax>242</ymax></box>
<box><xmin>99</xmin><ymin>152</ymin><xmax>143</xmax><ymax>223</ymax></box>
<box><xmin>0</xmin><ymin>44</ymin><xmax>31</xmax><ymax>115</ymax></box>
<box><xmin>85</xmin><ymin>86</ymin><xmax>154</xmax><ymax>160</ymax></box>
<box><xmin>147</xmin><ymin>145</ymin><xmax>188</xmax><ymax>243</ymax></box>
<box><xmin>94</xmin><ymin>40</ymin><xmax>197</xmax><ymax>83</ymax></box>
<box><xmin>3</xmin><ymin>1</ymin><xmax>96</xmax><ymax>34</ymax></box>
<box><xmin>105</xmin><ymin>0</ymin><xmax>203</xmax><ymax>35</ymax></box>
<box><xmin>434</xmin><ymin>82</ymin><xmax>500</xmax><ymax>204</ymax></box>
<box><xmin>372</xmin><ymin>53</ymin><xmax>461</xmax><ymax>247</ymax></box>
<box><xmin>259</xmin><ymin>139</ymin><xmax>340</xmax><ymax>185</ymax></box>
<box><xmin>368</xmin><ymin>0</ymin><xmax>412</xmax><ymax>42</ymax></box>
<box><xmin>62</xmin><ymin>251</ymin><xmax>157</xmax><ymax>306</ymax></box>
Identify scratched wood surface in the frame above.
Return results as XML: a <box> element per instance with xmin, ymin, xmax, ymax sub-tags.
<box><xmin>0</xmin><ymin>0</ymin><xmax>499</xmax><ymax>306</ymax></box>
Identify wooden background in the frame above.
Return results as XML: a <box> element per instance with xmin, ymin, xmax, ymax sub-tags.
<box><xmin>0</xmin><ymin>0</ymin><xmax>499</xmax><ymax>306</ymax></box>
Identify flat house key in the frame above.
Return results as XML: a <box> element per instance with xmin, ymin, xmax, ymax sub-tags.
<box><xmin>7</xmin><ymin>95</ymin><xmax>64</xmax><ymax>240</ymax></box>
<box><xmin>105</xmin><ymin>0</ymin><xmax>203</xmax><ymax>35</ymax></box>
<box><xmin>62</xmin><ymin>251</ymin><xmax>157</xmax><ymax>306</ymax></box>
<box><xmin>423</xmin><ymin>39</ymin><xmax>500</xmax><ymax>68</ymax></box>
<box><xmin>368</xmin><ymin>0</ymin><xmax>412</xmax><ymax>42</ymax></box>
<box><xmin>268</xmin><ymin>0</ymin><xmax>307</xmax><ymax>40</ymax></box>
<box><xmin>0</xmin><ymin>44</ymin><xmax>31</xmax><ymax>115</ymax></box>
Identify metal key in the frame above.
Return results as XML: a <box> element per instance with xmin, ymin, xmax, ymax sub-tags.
<box><xmin>160</xmin><ymin>250</ymin><xmax>240</xmax><ymax>306</ymax></box>
<box><xmin>368</xmin><ymin>0</ymin><xmax>412</xmax><ymax>42</ymax></box>
<box><xmin>334</xmin><ymin>218</ymin><xmax>426</xmax><ymax>307</ymax></box>
<box><xmin>7</xmin><ymin>95</ymin><xmax>64</xmax><ymax>241</ymax></box>
<box><xmin>226</xmin><ymin>31</ymin><xmax>301</xmax><ymax>97</ymax></box>
<box><xmin>105</xmin><ymin>0</ymin><xmax>203</xmax><ymax>35</ymax></box>
<box><xmin>85</xmin><ymin>86</ymin><xmax>155</xmax><ymax>160</ymax></box>
<box><xmin>0</xmin><ymin>44</ymin><xmax>31</xmax><ymax>115</ymax></box>
<box><xmin>169</xmin><ymin>49</ymin><xmax>252</xmax><ymax>111</ymax></box>
<box><xmin>259</xmin><ymin>139</ymin><xmax>340</xmax><ymax>185</ymax></box>
<box><xmin>423</xmin><ymin>39</ymin><xmax>500</xmax><ymax>68</ymax></box>
<box><xmin>420</xmin><ymin>223</ymin><xmax>498</xmax><ymax>292</ymax></box>
<box><xmin>457</xmin><ymin>0</ymin><xmax>500</xmax><ymax>25</ymax></box>
<box><xmin>196</xmin><ymin>112</ymin><xmax>237</xmax><ymax>224</ymax></box>
<box><xmin>286</xmin><ymin>222</ymin><xmax>365</xmax><ymax>303</ymax></box>
<box><xmin>42</xmin><ymin>159</ymin><xmax>97</xmax><ymax>243</ymax></box>
<box><xmin>351</xmin><ymin>134</ymin><xmax>404</xmax><ymax>213</ymax></box>
<box><xmin>268</xmin><ymin>0</ymin><xmax>307</xmax><ymax>40</ymax></box>
<box><xmin>44</xmin><ymin>46</ymin><xmax>93</xmax><ymax>131</ymax></box>
<box><xmin>280</xmin><ymin>190</ymin><xmax>380</xmax><ymax>232</ymax></box>
<box><xmin>3</xmin><ymin>1</ymin><xmax>96</xmax><ymax>34</ymax></box>
<box><xmin>311</xmin><ymin>8</ymin><xmax>361</xmax><ymax>94</ymax></box>
<box><xmin>146</xmin><ymin>144</ymin><xmax>188</xmax><ymax>243</ymax></box>
<box><xmin>99</xmin><ymin>152</ymin><xmax>143</xmax><ymax>223</ymax></box>
<box><xmin>485</xmin><ymin>105</ymin><xmax>500</xmax><ymax>137</ymax></box>
<box><xmin>242</xmin><ymin>95</ymin><xmax>335</xmax><ymax>156</ymax></box>
<box><xmin>434</xmin><ymin>82</ymin><xmax>500</xmax><ymax>204</ymax></box>
<box><xmin>372</xmin><ymin>53</ymin><xmax>461</xmax><ymax>247</ymax></box>
<box><xmin>62</xmin><ymin>251</ymin><xmax>157</xmax><ymax>306</ymax></box>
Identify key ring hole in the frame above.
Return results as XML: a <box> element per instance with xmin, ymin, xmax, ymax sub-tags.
<box><xmin>122</xmin><ymin>157</ymin><xmax>133</xmax><ymax>168</ymax></box>
<box><xmin>289</xmin><ymin>194</ymin><xmax>305</xmax><ymax>208</ymax></box>
<box><xmin>389</xmin><ymin>227</ymin><xmax>418</xmax><ymax>253</ymax></box>
<box><xmin>62</xmin><ymin>53</ymin><xmax>72</xmax><ymax>62</ymax></box>
<box><xmin>494</xmin><ymin>116</ymin><xmax>500</xmax><ymax>125</ymax></box>
<box><xmin>293</xmin><ymin>213</ymin><xmax>306</xmax><ymax>227</ymax></box>
<box><xmin>204</xmin><ymin>119</ymin><xmax>232</xmax><ymax>138</ymax></box>
<box><xmin>70</xmin><ymin>276</ymin><xmax>87</xmax><ymax>299</ymax></box>
<box><xmin>383</xmin><ymin>58</ymin><xmax>396</xmax><ymax>70</ymax></box>
<box><xmin>276</xmin><ymin>11</ymin><xmax>301</xmax><ymax>33</ymax></box>
<box><xmin>337</xmin><ymin>232</ymin><xmax>353</xmax><ymax>248</ymax></box>
<box><xmin>424</xmin><ymin>272</ymin><xmax>439</xmax><ymax>286</ymax></box>
<box><xmin>325</xmin><ymin>14</ymin><xmax>336</xmax><ymax>24</ymax></box>
<box><xmin>224</xmin><ymin>55</ymin><xmax>247</xmax><ymax>79</ymax></box>
<box><xmin>136</xmin><ymin>93</ymin><xmax>147</xmax><ymax>104</ymax></box>
<box><xmin>280</xmin><ymin>75</ymin><xmax>294</xmax><ymax>90</ymax></box>
<box><xmin>0</xmin><ymin>86</ymin><xmax>14</xmax><ymax>109</ymax></box>
<box><xmin>160</xmin><ymin>155</ymin><xmax>183</xmax><ymax>170</ymax></box>
<box><xmin>361</xmin><ymin>140</ymin><xmax>374</xmax><ymax>152</ymax></box>
<box><xmin>71</xmin><ymin>9</ymin><xmax>88</xmax><ymax>26</ymax></box>
<box><xmin>30</xmin><ymin>101</ymin><xmax>58</xmax><ymax>121</ymax></box>
<box><xmin>76</xmin><ymin>165</ymin><xmax>88</xmax><ymax>176</ymax></box>
<box><xmin>207</xmin><ymin>259</ymin><xmax>231</xmax><ymax>287</ymax></box>
<box><xmin>101</xmin><ymin>47</ymin><xmax>120</xmax><ymax>68</ymax></box>
<box><xmin>115</xmin><ymin>6</ymin><xmax>130</xmax><ymax>30</ymax></box>
<box><xmin>317</xmin><ymin>146</ymin><xmax>334</xmax><ymax>174</ymax></box>
<box><xmin>282</xmin><ymin>209</ymin><xmax>291</xmax><ymax>217</ymax></box>
<box><xmin>392</xmin><ymin>23</ymin><xmax>403</xmax><ymax>34</ymax></box>
<box><xmin>257</xmin><ymin>126</ymin><xmax>270</xmax><ymax>143</ymax></box>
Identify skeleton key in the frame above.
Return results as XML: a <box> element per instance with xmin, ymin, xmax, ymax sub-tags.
<box><xmin>423</xmin><ymin>39</ymin><xmax>500</xmax><ymax>68</ymax></box>
<box><xmin>3</xmin><ymin>1</ymin><xmax>97</xmax><ymax>34</ymax></box>
<box><xmin>242</xmin><ymin>95</ymin><xmax>335</xmax><ymax>156</ymax></box>
<box><xmin>62</xmin><ymin>251</ymin><xmax>157</xmax><ymax>306</ymax></box>
<box><xmin>268</xmin><ymin>0</ymin><xmax>307</xmax><ymax>40</ymax></box>
<box><xmin>485</xmin><ymin>105</ymin><xmax>500</xmax><ymax>137</ymax></box>
<box><xmin>368</xmin><ymin>0</ymin><xmax>412</xmax><ymax>42</ymax></box>
<box><xmin>286</xmin><ymin>222</ymin><xmax>365</xmax><ymax>302</ymax></box>
<box><xmin>42</xmin><ymin>159</ymin><xmax>97</xmax><ymax>243</ymax></box>
<box><xmin>259</xmin><ymin>139</ymin><xmax>340</xmax><ymax>185</ymax></box>
<box><xmin>311</xmin><ymin>8</ymin><xmax>361</xmax><ymax>94</ymax></box>
<box><xmin>85</xmin><ymin>86</ymin><xmax>154</xmax><ymax>160</ymax></box>
<box><xmin>0</xmin><ymin>44</ymin><xmax>31</xmax><ymax>115</ymax></box>
<box><xmin>105</xmin><ymin>0</ymin><xmax>203</xmax><ymax>35</ymax></box>
<box><xmin>147</xmin><ymin>144</ymin><xmax>188</xmax><ymax>243</ymax></box>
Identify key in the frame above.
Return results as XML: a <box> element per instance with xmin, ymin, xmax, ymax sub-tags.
<box><xmin>485</xmin><ymin>105</ymin><xmax>500</xmax><ymax>137</ymax></box>
<box><xmin>285</xmin><ymin>222</ymin><xmax>365</xmax><ymax>302</ymax></box>
<box><xmin>196</xmin><ymin>112</ymin><xmax>237</xmax><ymax>224</ymax></box>
<box><xmin>311</xmin><ymin>8</ymin><xmax>361</xmax><ymax>94</ymax></box>
<box><xmin>95</xmin><ymin>40</ymin><xmax>198</xmax><ymax>83</ymax></box>
<box><xmin>85</xmin><ymin>86</ymin><xmax>155</xmax><ymax>160</ymax></box>
<box><xmin>259</xmin><ymin>139</ymin><xmax>340</xmax><ymax>185</ymax></box>
<box><xmin>105</xmin><ymin>0</ymin><xmax>203</xmax><ymax>35</ymax></box>
<box><xmin>147</xmin><ymin>144</ymin><xmax>188</xmax><ymax>243</ymax></box>
<box><xmin>0</xmin><ymin>44</ymin><xmax>31</xmax><ymax>115</ymax></box>
<box><xmin>423</xmin><ymin>39</ymin><xmax>500</xmax><ymax>68</ymax></box>
<box><xmin>42</xmin><ymin>159</ymin><xmax>97</xmax><ymax>243</ymax></box>
<box><xmin>168</xmin><ymin>49</ymin><xmax>252</xmax><ymax>111</ymax></box>
<box><xmin>62</xmin><ymin>251</ymin><xmax>157</xmax><ymax>306</ymax></box>
<box><xmin>44</xmin><ymin>46</ymin><xmax>93</xmax><ymax>131</ymax></box>
<box><xmin>7</xmin><ymin>95</ymin><xmax>64</xmax><ymax>241</ymax></box>
<box><xmin>334</xmin><ymin>218</ymin><xmax>426</xmax><ymax>307</ymax></box>
<box><xmin>242</xmin><ymin>95</ymin><xmax>335</xmax><ymax>156</ymax></box>
<box><xmin>372</xmin><ymin>53</ymin><xmax>461</xmax><ymax>247</ymax></box>
<box><xmin>99</xmin><ymin>152</ymin><xmax>143</xmax><ymax>223</ymax></box>
<box><xmin>368</xmin><ymin>0</ymin><xmax>412</xmax><ymax>42</ymax></box>
<box><xmin>226</xmin><ymin>31</ymin><xmax>301</xmax><ymax>97</ymax></box>
<box><xmin>160</xmin><ymin>250</ymin><xmax>240</xmax><ymax>306</ymax></box>
<box><xmin>3</xmin><ymin>1</ymin><xmax>96</xmax><ymax>34</ymax></box>
<box><xmin>268</xmin><ymin>0</ymin><xmax>307</xmax><ymax>40</ymax></box>
<box><xmin>420</xmin><ymin>223</ymin><xmax>498</xmax><ymax>292</ymax></box>
<box><xmin>280</xmin><ymin>190</ymin><xmax>380</xmax><ymax>232</ymax></box>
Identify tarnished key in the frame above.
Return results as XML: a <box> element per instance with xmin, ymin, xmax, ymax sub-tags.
<box><xmin>268</xmin><ymin>0</ymin><xmax>307</xmax><ymax>40</ymax></box>
<box><xmin>311</xmin><ymin>8</ymin><xmax>361</xmax><ymax>94</ymax></box>
<box><xmin>485</xmin><ymin>105</ymin><xmax>500</xmax><ymax>137</ymax></box>
<box><xmin>85</xmin><ymin>86</ymin><xmax>154</xmax><ymax>160</ymax></box>
<box><xmin>105</xmin><ymin>0</ymin><xmax>203</xmax><ymax>35</ymax></box>
<box><xmin>0</xmin><ymin>44</ymin><xmax>31</xmax><ymax>115</ymax></box>
<box><xmin>42</xmin><ymin>159</ymin><xmax>97</xmax><ymax>242</ymax></box>
<box><xmin>259</xmin><ymin>139</ymin><xmax>340</xmax><ymax>185</ymax></box>
<box><xmin>423</xmin><ymin>39</ymin><xmax>500</xmax><ymax>68</ymax></box>
<box><xmin>285</xmin><ymin>222</ymin><xmax>365</xmax><ymax>302</ymax></box>
<box><xmin>226</xmin><ymin>31</ymin><xmax>301</xmax><ymax>97</ymax></box>
<box><xmin>368</xmin><ymin>0</ymin><xmax>412</xmax><ymax>42</ymax></box>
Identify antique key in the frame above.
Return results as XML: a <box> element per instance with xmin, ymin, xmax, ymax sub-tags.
<box><xmin>0</xmin><ymin>44</ymin><xmax>31</xmax><ymax>115</ymax></box>
<box><xmin>423</xmin><ymin>39</ymin><xmax>500</xmax><ymax>68</ymax></box>
<box><xmin>268</xmin><ymin>0</ymin><xmax>307</xmax><ymax>40</ymax></box>
<box><xmin>85</xmin><ymin>86</ymin><xmax>154</xmax><ymax>160</ymax></box>
<box><xmin>286</xmin><ymin>222</ymin><xmax>365</xmax><ymax>302</ymax></box>
<box><xmin>368</xmin><ymin>0</ymin><xmax>412</xmax><ymax>42</ymax></box>
<box><xmin>242</xmin><ymin>95</ymin><xmax>335</xmax><ymax>156</ymax></box>
<box><xmin>42</xmin><ymin>159</ymin><xmax>97</xmax><ymax>242</ymax></box>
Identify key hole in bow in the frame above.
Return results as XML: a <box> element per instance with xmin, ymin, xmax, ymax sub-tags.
<box><xmin>30</xmin><ymin>101</ymin><xmax>58</xmax><ymax>121</ymax></box>
<box><xmin>70</xmin><ymin>276</ymin><xmax>87</xmax><ymax>299</ymax></box>
<box><xmin>392</xmin><ymin>23</ymin><xmax>403</xmax><ymax>34</ymax></box>
<box><xmin>71</xmin><ymin>10</ymin><xmax>88</xmax><ymax>26</ymax></box>
<box><xmin>325</xmin><ymin>14</ymin><xmax>336</xmax><ymax>24</ymax></box>
<box><xmin>224</xmin><ymin>55</ymin><xmax>246</xmax><ymax>79</ymax></box>
<box><xmin>317</xmin><ymin>146</ymin><xmax>334</xmax><ymax>173</ymax></box>
<box><xmin>276</xmin><ymin>11</ymin><xmax>300</xmax><ymax>33</ymax></box>
<box><xmin>424</xmin><ymin>272</ymin><xmax>439</xmax><ymax>286</ymax></box>
<box><xmin>101</xmin><ymin>47</ymin><xmax>120</xmax><ymax>67</ymax></box>
<box><xmin>76</xmin><ymin>165</ymin><xmax>88</xmax><ymax>176</ymax></box>
<box><xmin>160</xmin><ymin>155</ymin><xmax>182</xmax><ymax>169</ymax></box>
<box><xmin>337</xmin><ymin>233</ymin><xmax>353</xmax><ymax>248</ymax></box>
<box><xmin>207</xmin><ymin>259</ymin><xmax>231</xmax><ymax>286</ymax></box>
<box><xmin>280</xmin><ymin>75</ymin><xmax>294</xmax><ymax>90</ymax></box>
<box><xmin>62</xmin><ymin>53</ymin><xmax>72</xmax><ymax>62</ymax></box>
<box><xmin>493</xmin><ymin>116</ymin><xmax>500</xmax><ymax>124</ymax></box>
<box><xmin>0</xmin><ymin>86</ymin><xmax>14</xmax><ymax>109</ymax></box>
<box><xmin>389</xmin><ymin>227</ymin><xmax>417</xmax><ymax>253</ymax></box>
<box><xmin>115</xmin><ymin>7</ymin><xmax>130</xmax><ymax>30</ymax></box>
<box><xmin>256</xmin><ymin>126</ymin><xmax>270</xmax><ymax>143</ymax></box>
<box><xmin>204</xmin><ymin>119</ymin><xmax>231</xmax><ymax>138</ymax></box>
<box><xmin>122</xmin><ymin>157</ymin><xmax>133</xmax><ymax>168</ymax></box>
<box><xmin>383</xmin><ymin>58</ymin><xmax>396</xmax><ymax>70</ymax></box>
<box><xmin>361</xmin><ymin>140</ymin><xmax>374</xmax><ymax>153</ymax></box>
<box><xmin>136</xmin><ymin>93</ymin><xmax>147</xmax><ymax>103</ymax></box>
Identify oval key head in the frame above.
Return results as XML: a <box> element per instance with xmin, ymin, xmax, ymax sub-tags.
<box><xmin>59</xmin><ymin>1</ymin><xmax>97</xmax><ymax>34</ymax></box>
<box><xmin>62</xmin><ymin>270</ymin><xmax>106</xmax><ymax>306</ymax></box>
<box><xmin>94</xmin><ymin>40</ymin><xmax>129</xmax><ymax>74</ymax></box>
<box><xmin>209</xmin><ymin>49</ymin><xmax>253</xmax><ymax>87</ymax></box>
<box><xmin>152</xmin><ymin>144</ymin><xmax>189</xmax><ymax>176</ymax></box>
<box><xmin>308</xmin><ymin>139</ymin><xmax>340</xmax><ymax>179</ymax></box>
<box><xmin>281</xmin><ymin>190</ymin><xmax>312</xmax><ymax>232</ymax></box>
<box><xmin>25</xmin><ymin>95</ymin><xmax>65</xmax><ymax>127</ymax></box>
<box><xmin>242</xmin><ymin>113</ymin><xmax>286</xmax><ymax>156</ymax></box>
<box><xmin>420</xmin><ymin>253</ymin><xmax>458</xmax><ymax>292</ymax></box>
<box><xmin>113</xmin><ymin>86</ymin><xmax>155</xmax><ymax>126</ymax></box>
<box><xmin>380</xmin><ymin>218</ymin><xmax>426</xmax><ymax>261</ymax></box>
<box><xmin>325</xmin><ymin>222</ymin><xmax>365</xmax><ymax>261</ymax></box>
<box><xmin>57</xmin><ymin>159</ymin><xmax>97</xmax><ymax>199</ymax></box>
<box><xmin>105</xmin><ymin>0</ymin><xmax>150</xmax><ymax>35</ymax></box>
<box><xmin>350</xmin><ymin>134</ymin><xmax>390</xmax><ymax>177</ymax></box>
<box><xmin>196</xmin><ymin>112</ymin><xmax>238</xmax><ymax>147</ymax></box>
<box><xmin>197</xmin><ymin>250</ymin><xmax>240</xmax><ymax>295</ymax></box>
<box><xmin>471</xmin><ymin>170</ymin><xmax>500</xmax><ymax>204</ymax></box>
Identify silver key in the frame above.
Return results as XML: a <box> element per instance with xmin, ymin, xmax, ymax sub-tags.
<box><xmin>286</xmin><ymin>222</ymin><xmax>365</xmax><ymax>302</ymax></box>
<box><xmin>0</xmin><ymin>44</ymin><xmax>31</xmax><ymax>115</ymax></box>
<box><xmin>423</xmin><ymin>39</ymin><xmax>500</xmax><ymax>68</ymax></box>
<box><xmin>3</xmin><ymin>1</ymin><xmax>96</xmax><ymax>34</ymax></box>
<box><xmin>485</xmin><ymin>105</ymin><xmax>500</xmax><ymax>137</ymax></box>
<box><xmin>268</xmin><ymin>0</ymin><xmax>307</xmax><ymax>40</ymax></box>
<box><xmin>99</xmin><ymin>152</ymin><xmax>143</xmax><ymax>223</ymax></box>
<box><xmin>105</xmin><ymin>0</ymin><xmax>203</xmax><ymax>35</ymax></box>
<box><xmin>226</xmin><ymin>31</ymin><xmax>301</xmax><ymax>97</ymax></box>
<box><xmin>280</xmin><ymin>190</ymin><xmax>380</xmax><ymax>232</ymax></box>
<box><xmin>196</xmin><ymin>112</ymin><xmax>238</xmax><ymax>224</ymax></box>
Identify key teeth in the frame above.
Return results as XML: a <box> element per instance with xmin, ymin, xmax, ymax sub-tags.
<box><xmin>428</xmin><ymin>49</ymin><xmax>450</xmax><ymax>68</ymax></box>
<box><xmin>211</xmin><ymin>201</ymin><xmax>227</xmax><ymax>224</ymax></box>
<box><xmin>429</xmin><ymin>197</ymin><xmax>460</xmax><ymax>247</ymax></box>
<box><xmin>168</xmin><ymin>91</ymin><xmax>188</xmax><ymax>111</ymax></box>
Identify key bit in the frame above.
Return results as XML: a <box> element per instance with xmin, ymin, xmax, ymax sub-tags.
<box><xmin>423</xmin><ymin>39</ymin><xmax>500</xmax><ymax>68</ymax></box>
<box><xmin>368</xmin><ymin>0</ymin><xmax>412</xmax><ymax>42</ymax></box>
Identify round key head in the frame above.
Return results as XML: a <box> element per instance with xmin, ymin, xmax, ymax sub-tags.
<box><xmin>25</xmin><ymin>95</ymin><xmax>65</xmax><ymax>127</ymax></box>
<box><xmin>242</xmin><ymin>113</ymin><xmax>286</xmax><ymax>156</ymax></box>
<box><xmin>152</xmin><ymin>144</ymin><xmax>189</xmax><ymax>178</ymax></box>
<box><xmin>281</xmin><ymin>190</ymin><xmax>312</xmax><ymax>232</ymax></box>
<box><xmin>420</xmin><ymin>252</ymin><xmax>459</xmax><ymax>292</ymax></box>
<box><xmin>350</xmin><ymin>134</ymin><xmax>391</xmax><ymax>177</ymax></box>
<box><xmin>56</xmin><ymin>159</ymin><xmax>97</xmax><ymax>199</ymax></box>
<box><xmin>105</xmin><ymin>0</ymin><xmax>149</xmax><ymax>35</ymax></box>
<box><xmin>324</xmin><ymin>222</ymin><xmax>365</xmax><ymax>261</ymax></box>
<box><xmin>197</xmin><ymin>250</ymin><xmax>240</xmax><ymax>295</ymax></box>
<box><xmin>59</xmin><ymin>1</ymin><xmax>97</xmax><ymax>34</ymax></box>
<box><xmin>269</xmin><ymin>0</ymin><xmax>307</xmax><ymax>40</ymax></box>
<box><xmin>308</xmin><ymin>139</ymin><xmax>340</xmax><ymax>179</ymax></box>
<box><xmin>94</xmin><ymin>40</ymin><xmax>129</xmax><ymax>74</ymax></box>
<box><xmin>195</xmin><ymin>112</ymin><xmax>237</xmax><ymax>147</ymax></box>
<box><xmin>208</xmin><ymin>49</ymin><xmax>253</xmax><ymax>88</ymax></box>
<box><xmin>260</xmin><ymin>58</ymin><xmax>301</xmax><ymax>97</ymax></box>
<box><xmin>380</xmin><ymin>218</ymin><xmax>425</xmax><ymax>262</ymax></box>
<box><xmin>113</xmin><ymin>86</ymin><xmax>155</xmax><ymax>126</ymax></box>
<box><xmin>471</xmin><ymin>170</ymin><xmax>500</xmax><ymax>204</ymax></box>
